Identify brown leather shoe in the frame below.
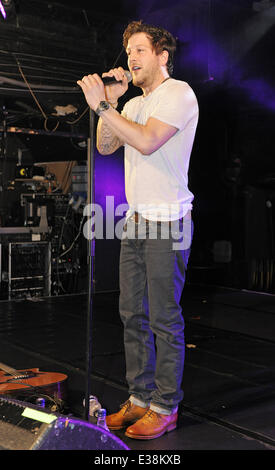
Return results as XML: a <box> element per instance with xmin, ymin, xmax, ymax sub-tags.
<box><xmin>125</xmin><ymin>409</ymin><xmax>178</xmax><ymax>440</ymax></box>
<box><xmin>106</xmin><ymin>400</ymin><xmax>149</xmax><ymax>430</ymax></box>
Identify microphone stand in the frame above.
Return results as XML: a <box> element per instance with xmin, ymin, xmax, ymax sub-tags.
<box><xmin>84</xmin><ymin>108</ymin><xmax>96</xmax><ymax>422</ymax></box>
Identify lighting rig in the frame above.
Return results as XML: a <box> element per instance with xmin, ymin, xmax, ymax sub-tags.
<box><xmin>0</xmin><ymin>0</ymin><xmax>16</xmax><ymax>19</ymax></box>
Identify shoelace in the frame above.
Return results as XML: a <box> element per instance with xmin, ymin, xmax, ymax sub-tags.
<box><xmin>120</xmin><ymin>399</ymin><xmax>132</xmax><ymax>415</ymax></box>
<box><xmin>143</xmin><ymin>409</ymin><xmax>160</xmax><ymax>421</ymax></box>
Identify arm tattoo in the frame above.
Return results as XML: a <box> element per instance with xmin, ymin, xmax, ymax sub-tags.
<box><xmin>97</xmin><ymin>118</ymin><xmax>123</xmax><ymax>155</ymax></box>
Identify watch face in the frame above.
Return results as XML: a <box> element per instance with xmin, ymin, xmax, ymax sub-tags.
<box><xmin>100</xmin><ymin>101</ymin><xmax>110</xmax><ymax>111</ymax></box>
<box><xmin>95</xmin><ymin>101</ymin><xmax>110</xmax><ymax>116</ymax></box>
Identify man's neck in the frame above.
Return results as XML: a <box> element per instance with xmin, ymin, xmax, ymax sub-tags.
<box><xmin>142</xmin><ymin>70</ymin><xmax>170</xmax><ymax>97</ymax></box>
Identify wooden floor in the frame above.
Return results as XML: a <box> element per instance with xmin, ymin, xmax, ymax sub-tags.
<box><xmin>0</xmin><ymin>283</ymin><xmax>274</xmax><ymax>457</ymax></box>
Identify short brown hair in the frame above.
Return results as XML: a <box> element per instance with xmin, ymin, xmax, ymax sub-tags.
<box><xmin>123</xmin><ymin>20</ymin><xmax>177</xmax><ymax>76</ymax></box>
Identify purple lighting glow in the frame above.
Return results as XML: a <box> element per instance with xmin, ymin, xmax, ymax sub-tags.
<box><xmin>0</xmin><ymin>1</ymin><xmax>7</xmax><ymax>19</ymax></box>
<box><xmin>240</xmin><ymin>77</ymin><xmax>275</xmax><ymax>111</ymax></box>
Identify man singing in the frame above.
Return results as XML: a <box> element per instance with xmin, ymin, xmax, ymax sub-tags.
<box><xmin>77</xmin><ymin>20</ymin><xmax>199</xmax><ymax>440</ymax></box>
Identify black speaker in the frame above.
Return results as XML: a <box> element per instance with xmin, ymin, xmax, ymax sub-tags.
<box><xmin>241</xmin><ymin>185</ymin><xmax>275</xmax><ymax>291</ymax></box>
<box><xmin>0</xmin><ymin>396</ymin><xmax>129</xmax><ymax>450</ymax></box>
<box><xmin>243</xmin><ymin>185</ymin><xmax>275</xmax><ymax>260</ymax></box>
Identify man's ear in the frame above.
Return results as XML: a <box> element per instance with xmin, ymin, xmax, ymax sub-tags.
<box><xmin>159</xmin><ymin>49</ymin><xmax>169</xmax><ymax>67</ymax></box>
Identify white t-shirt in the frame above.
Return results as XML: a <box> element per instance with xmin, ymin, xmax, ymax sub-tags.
<box><xmin>121</xmin><ymin>78</ymin><xmax>199</xmax><ymax>221</ymax></box>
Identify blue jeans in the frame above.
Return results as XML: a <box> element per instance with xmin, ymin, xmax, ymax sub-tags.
<box><xmin>119</xmin><ymin>213</ymin><xmax>193</xmax><ymax>413</ymax></box>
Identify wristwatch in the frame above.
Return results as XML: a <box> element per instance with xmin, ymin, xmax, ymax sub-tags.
<box><xmin>95</xmin><ymin>101</ymin><xmax>110</xmax><ymax>116</ymax></box>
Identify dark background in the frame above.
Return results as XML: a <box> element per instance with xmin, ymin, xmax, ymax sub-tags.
<box><xmin>0</xmin><ymin>0</ymin><xmax>274</xmax><ymax>294</ymax></box>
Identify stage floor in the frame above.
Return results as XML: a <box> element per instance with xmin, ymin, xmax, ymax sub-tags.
<box><xmin>0</xmin><ymin>283</ymin><xmax>274</xmax><ymax>452</ymax></box>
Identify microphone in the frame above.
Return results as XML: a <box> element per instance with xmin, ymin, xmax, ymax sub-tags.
<box><xmin>102</xmin><ymin>70</ymin><xmax>132</xmax><ymax>86</ymax></box>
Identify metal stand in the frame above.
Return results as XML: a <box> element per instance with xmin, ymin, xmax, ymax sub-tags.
<box><xmin>84</xmin><ymin>109</ymin><xmax>96</xmax><ymax>421</ymax></box>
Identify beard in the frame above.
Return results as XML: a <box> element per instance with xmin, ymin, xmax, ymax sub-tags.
<box><xmin>133</xmin><ymin>76</ymin><xmax>145</xmax><ymax>88</ymax></box>
<box><xmin>132</xmin><ymin>70</ymin><xmax>146</xmax><ymax>88</ymax></box>
<box><xmin>131</xmin><ymin>63</ymin><xmax>161</xmax><ymax>90</ymax></box>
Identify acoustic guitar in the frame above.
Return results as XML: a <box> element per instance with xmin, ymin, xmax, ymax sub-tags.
<box><xmin>0</xmin><ymin>362</ymin><xmax>68</xmax><ymax>403</ymax></box>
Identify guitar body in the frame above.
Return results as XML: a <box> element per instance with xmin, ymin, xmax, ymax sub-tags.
<box><xmin>0</xmin><ymin>368</ymin><xmax>68</xmax><ymax>401</ymax></box>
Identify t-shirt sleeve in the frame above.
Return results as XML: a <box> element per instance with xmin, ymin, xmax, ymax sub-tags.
<box><xmin>150</xmin><ymin>82</ymin><xmax>198</xmax><ymax>131</ymax></box>
<box><xmin>121</xmin><ymin>101</ymin><xmax>129</xmax><ymax>119</ymax></box>
<box><xmin>121</xmin><ymin>104</ymin><xmax>126</xmax><ymax>118</ymax></box>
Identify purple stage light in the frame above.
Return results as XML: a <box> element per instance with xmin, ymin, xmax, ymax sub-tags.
<box><xmin>0</xmin><ymin>1</ymin><xmax>7</xmax><ymax>19</ymax></box>
<box><xmin>241</xmin><ymin>77</ymin><xmax>275</xmax><ymax>111</ymax></box>
<box><xmin>94</xmin><ymin>148</ymin><xmax>127</xmax><ymax>216</ymax></box>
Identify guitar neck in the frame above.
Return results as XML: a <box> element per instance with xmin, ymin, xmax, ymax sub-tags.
<box><xmin>0</xmin><ymin>362</ymin><xmax>17</xmax><ymax>375</ymax></box>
